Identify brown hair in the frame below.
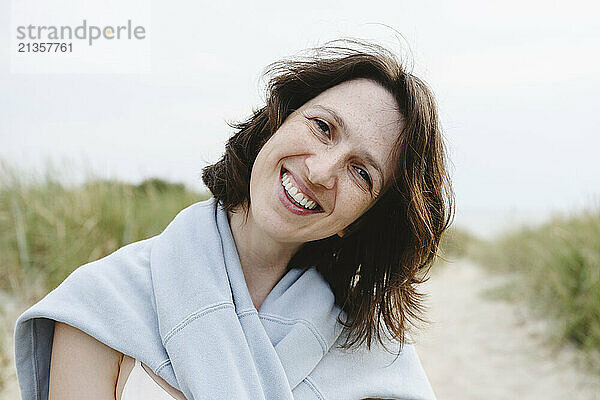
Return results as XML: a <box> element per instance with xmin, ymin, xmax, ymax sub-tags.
<box><xmin>202</xmin><ymin>38</ymin><xmax>454</xmax><ymax>355</ymax></box>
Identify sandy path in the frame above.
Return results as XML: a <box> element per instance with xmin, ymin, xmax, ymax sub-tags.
<box><xmin>412</xmin><ymin>259</ymin><xmax>600</xmax><ymax>400</ymax></box>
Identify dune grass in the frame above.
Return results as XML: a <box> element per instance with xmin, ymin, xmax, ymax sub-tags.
<box><xmin>438</xmin><ymin>226</ymin><xmax>481</xmax><ymax>262</ymax></box>
<box><xmin>0</xmin><ymin>168</ymin><xmax>476</xmax><ymax>295</ymax></box>
<box><xmin>0</xmin><ymin>163</ymin><xmax>209</xmax><ymax>299</ymax></box>
<box><xmin>1</xmin><ymin>162</ymin><xmax>479</xmax><ymax>296</ymax></box>
<box><xmin>0</xmin><ymin>163</ymin><xmax>209</xmax><ymax>395</ymax></box>
<box><xmin>470</xmin><ymin>206</ymin><xmax>600</xmax><ymax>371</ymax></box>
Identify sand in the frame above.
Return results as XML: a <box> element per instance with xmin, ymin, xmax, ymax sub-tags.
<box><xmin>412</xmin><ymin>259</ymin><xmax>600</xmax><ymax>400</ymax></box>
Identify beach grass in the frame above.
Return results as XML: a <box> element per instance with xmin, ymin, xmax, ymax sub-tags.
<box><xmin>0</xmin><ymin>163</ymin><xmax>209</xmax><ymax>298</ymax></box>
<box><xmin>470</xmin><ymin>206</ymin><xmax>600</xmax><ymax>371</ymax></box>
<box><xmin>0</xmin><ymin>162</ymin><xmax>209</xmax><ymax>395</ymax></box>
<box><xmin>438</xmin><ymin>226</ymin><xmax>482</xmax><ymax>262</ymax></box>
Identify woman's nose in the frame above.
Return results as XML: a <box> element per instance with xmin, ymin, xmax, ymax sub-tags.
<box><xmin>305</xmin><ymin>152</ymin><xmax>340</xmax><ymax>190</ymax></box>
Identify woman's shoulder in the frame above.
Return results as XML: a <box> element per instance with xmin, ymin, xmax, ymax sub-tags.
<box><xmin>50</xmin><ymin>323</ymin><xmax>186</xmax><ymax>400</ymax></box>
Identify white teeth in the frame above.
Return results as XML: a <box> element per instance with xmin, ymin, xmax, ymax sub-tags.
<box><xmin>281</xmin><ymin>172</ymin><xmax>318</xmax><ymax>210</ymax></box>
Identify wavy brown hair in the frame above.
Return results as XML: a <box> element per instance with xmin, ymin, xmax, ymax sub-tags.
<box><xmin>202</xmin><ymin>38</ymin><xmax>454</xmax><ymax>355</ymax></box>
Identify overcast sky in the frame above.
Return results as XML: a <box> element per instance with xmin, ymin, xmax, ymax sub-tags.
<box><xmin>1</xmin><ymin>0</ymin><xmax>599</xmax><ymax>238</ymax></box>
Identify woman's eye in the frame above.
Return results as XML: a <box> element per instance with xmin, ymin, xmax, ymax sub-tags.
<box><xmin>354</xmin><ymin>166</ymin><xmax>372</xmax><ymax>186</ymax></box>
<box><xmin>314</xmin><ymin>119</ymin><xmax>331</xmax><ymax>138</ymax></box>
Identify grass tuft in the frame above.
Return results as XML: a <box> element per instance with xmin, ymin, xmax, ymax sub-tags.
<box><xmin>0</xmin><ymin>161</ymin><xmax>209</xmax><ymax>298</ymax></box>
<box><xmin>471</xmin><ymin>206</ymin><xmax>600</xmax><ymax>372</ymax></box>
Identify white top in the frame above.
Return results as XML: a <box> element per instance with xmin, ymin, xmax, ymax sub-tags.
<box><xmin>121</xmin><ymin>359</ymin><xmax>178</xmax><ymax>400</ymax></box>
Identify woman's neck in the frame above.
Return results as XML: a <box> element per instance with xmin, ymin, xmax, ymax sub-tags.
<box><xmin>227</xmin><ymin>206</ymin><xmax>303</xmax><ymax>311</ymax></box>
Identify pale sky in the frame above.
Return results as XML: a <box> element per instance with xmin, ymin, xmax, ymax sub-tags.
<box><xmin>1</xmin><ymin>0</ymin><xmax>599</xmax><ymax>238</ymax></box>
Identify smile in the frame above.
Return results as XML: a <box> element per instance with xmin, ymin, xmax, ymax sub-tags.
<box><xmin>278</xmin><ymin>168</ymin><xmax>323</xmax><ymax>215</ymax></box>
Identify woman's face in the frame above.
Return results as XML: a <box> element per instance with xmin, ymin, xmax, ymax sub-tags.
<box><xmin>248</xmin><ymin>78</ymin><xmax>403</xmax><ymax>244</ymax></box>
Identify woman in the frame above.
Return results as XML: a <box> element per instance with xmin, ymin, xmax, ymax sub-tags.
<box><xmin>14</xmin><ymin>38</ymin><xmax>453</xmax><ymax>399</ymax></box>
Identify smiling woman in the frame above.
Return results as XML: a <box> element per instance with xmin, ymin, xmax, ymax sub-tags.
<box><xmin>14</xmin><ymin>38</ymin><xmax>453</xmax><ymax>400</ymax></box>
<box><xmin>204</xmin><ymin>38</ymin><xmax>455</xmax><ymax>351</ymax></box>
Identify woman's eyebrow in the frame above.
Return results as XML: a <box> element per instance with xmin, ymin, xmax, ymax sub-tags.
<box><xmin>311</xmin><ymin>104</ymin><xmax>385</xmax><ymax>185</ymax></box>
<box><xmin>312</xmin><ymin>104</ymin><xmax>350</xmax><ymax>134</ymax></box>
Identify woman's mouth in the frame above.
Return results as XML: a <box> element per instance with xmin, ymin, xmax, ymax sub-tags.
<box><xmin>278</xmin><ymin>168</ymin><xmax>323</xmax><ymax>215</ymax></box>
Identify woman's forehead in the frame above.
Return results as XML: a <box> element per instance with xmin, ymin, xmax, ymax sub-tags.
<box><xmin>301</xmin><ymin>79</ymin><xmax>402</xmax><ymax>131</ymax></box>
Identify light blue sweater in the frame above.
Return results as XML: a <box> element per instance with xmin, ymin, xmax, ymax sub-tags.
<box><xmin>14</xmin><ymin>197</ymin><xmax>436</xmax><ymax>399</ymax></box>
